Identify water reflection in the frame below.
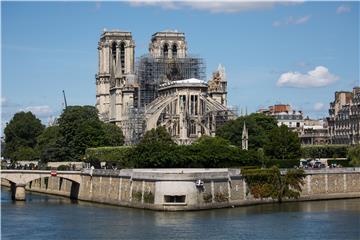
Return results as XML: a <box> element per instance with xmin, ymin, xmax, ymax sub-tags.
<box><xmin>1</xmin><ymin>188</ymin><xmax>359</xmax><ymax>240</ymax></box>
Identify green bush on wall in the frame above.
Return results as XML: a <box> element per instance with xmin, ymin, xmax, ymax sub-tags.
<box><xmin>266</xmin><ymin>159</ymin><xmax>300</xmax><ymax>168</ymax></box>
<box><xmin>327</xmin><ymin>159</ymin><xmax>352</xmax><ymax>167</ymax></box>
<box><xmin>57</xmin><ymin>165</ymin><xmax>70</xmax><ymax>171</ymax></box>
<box><xmin>143</xmin><ymin>191</ymin><xmax>154</xmax><ymax>204</ymax></box>
<box><xmin>85</xmin><ymin>146</ymin><xmax>134</xmax><ymax>168</ymax></box>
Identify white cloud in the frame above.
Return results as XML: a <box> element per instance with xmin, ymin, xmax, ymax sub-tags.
<box><xmin>0</xmin><ymin>97</ymin><xmax>21</xmax><ymax>108</ymax></box>
<box><xmin>20</xmin><ymin>105</ymin><xmax>53</xmax><ymax>117</ymax></box>
<box><xmin>182</xmin><ymin>1</ymin><xmax>275</xmax><ymax>13</ymax></box>
<box><xmin>129</xmin><ymin>1</ymin><xmax>302</xmax><ymax>13</ymax></box>
<box><xmin>336</xmin><ymin>5</ymin><xmax>351</xmax><ymax>14</ymax></box>
<box><xmin>95</xmin><ymin>2</ymin><xmax>102</xmax><ymax>10</ymax></box>
<box><xmin>273</xmin><ymin>15</ymin><xmax>310</xmax><ymax>27</ymax></box>
<box><xmin>1</xmin><ymin>97</ymin><xmax>6</xmax><ymax>106</ymax></box>
<box><xmin>277</xmin><ymin>66</ymin><xmax>339</xmax><ymax>88</ymax></box>
<box><xmin>313</xmin><ymin>102</ymin><xmax>326</xmax><ymax>111</ymax></box>
<box><xmin>272</xmin><ymin>20</ymin><xmax>281</xmax><ymax>27</ymax></box>
<box><xmin>296</xmin><ymin>61</ymin><xmax>311</xmax><ymax>68</ymax></box>
<box><xmin>129</xmin><ymin>0</ymin><xmax>180</xmax><ymax>10</ymax></box>
<box><xmin>292</xmin><ymin>15</ymin><xmax>310</xmax><ymax>24</ymax></box>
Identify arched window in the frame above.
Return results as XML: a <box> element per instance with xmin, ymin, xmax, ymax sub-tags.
<box><xmin>163</xmin><ymin>43</ymin><xmax>169</xmax><ymax>58</ymax></box>
<box><xmin>111</xmin><ymin>42</ymin><xmax>117</xmax><ymax>63</ymax></box>
<box><xmin>120</xmin><ymin>42</ymin><xmax>125</xmax><ymax>73</ymax></box>
<box><xmin>172</xmin><ymin>44</ymin><xmax>177</xmax><ymax>58</ymax></box>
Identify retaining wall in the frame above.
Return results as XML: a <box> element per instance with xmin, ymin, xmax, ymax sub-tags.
<box><xmin>9</xmin><ymin>168</ymin><xmax>360</xmax><ymax>211</ymax></box>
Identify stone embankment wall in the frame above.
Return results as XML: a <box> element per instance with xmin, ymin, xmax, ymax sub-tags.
<box><xmin>13</xmin><ymin>168</ymin><xmax>360</xmax><ymax>211</ymax></box>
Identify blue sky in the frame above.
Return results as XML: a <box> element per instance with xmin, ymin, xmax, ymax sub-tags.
<box><xmin>1</xmin><ymin>1</ymin><xmax>359</xmax><ymax>131</ymax></box>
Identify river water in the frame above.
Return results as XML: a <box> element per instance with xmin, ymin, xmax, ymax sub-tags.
<box><xmin>1</xmin><ymin>188</ymin><xmax>359</xmax><ymax>240</ymax></box>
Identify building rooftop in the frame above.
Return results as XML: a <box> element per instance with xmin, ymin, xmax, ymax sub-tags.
<box><xmin>151</xmin><ymin>31</ymin><xmax>185</xmax><ymax>39</ymax></box>
<box><xmin>159</xmin><ymin>78</ymin><xmax>207</xmax><ymax>90</ymax></box>
<box><xmin>175</xmin><ymin>78</ymin><xmax>206</xmax><ymax>84</ymax></box>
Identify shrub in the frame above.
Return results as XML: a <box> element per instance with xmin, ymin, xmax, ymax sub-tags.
<box><xmin>214</xmin><ymin>192</ymin><xmax>228</xmax><ymax>202</ymax></box>
<box><xmin>348</xmin><ymin>145</ymin><xmax>360</xmax><ymax>167</ymax></box>
<box><xmin>133</xmin><ymin>191</ymin><xmax>142</xmax><ymax>202</ymax></box>
<box><xmin>266</xmin><ymin>159</ymin><xmax>300</xmax><ymax>168</ymax></box>
<box><xmin>85</xmin><ymin>146</ymin><xmax>133</xmax><ymax>168</ymax></box>
<box><xmin>203</xmin><ymin>193</ymin><xmax>212</xmax><ymax>203</ymax></box>
<box><xmin>143</xmin><ymin>191</ymin><xmax>154</xmax><ymax>204</ymax></box>
<box><xmin>327</xmin><ymin>159</ymin><xmax>352</xmax><ymax>167</ymax></box>
<box><xmin>57</xmin><ymin>165</ymin><xmax>70</xmax><ymax>171</ymax></box>
<box><xmin>242</xmin><ymin>167</ymin><xmax>305</xmax><ymax>203</ymax></box>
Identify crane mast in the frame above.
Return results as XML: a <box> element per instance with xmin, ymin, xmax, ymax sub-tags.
<box><xmin>62</xmin><ymin>90</ymin><xmax>67</xmax><ymax>109</ymax></box>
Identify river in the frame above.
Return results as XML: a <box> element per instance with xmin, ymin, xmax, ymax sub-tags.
<box><xmin>1</xmin><ymin>188</ymin><xmax>359</xmax><ymax>240</ymax></box>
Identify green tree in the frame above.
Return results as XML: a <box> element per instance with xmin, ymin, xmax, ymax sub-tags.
<box><xmin>264</xmin><ymin>125</ymin><xmax>301</xmax><ymax>160</ymax></box>
<box><xmin>85</xmin><ymin>146</ymin><xmax>133</xmax><ymax>169</ymax></box>
<box><xmin>11</xmin><ymin>146</ymin><xmax>39</xmax><ymax>161</ymax></box>
<box><xmin>243</xmin><ymin>166</ymin><xmax>305</xmax><ymax>203</ymax></box>
<box><xmin>190</xmin><ymin>136</ymin><xmax>256</xmax><ymax>168</ymax></box>
<box><xmin>140</xmin><ymin>126</ymin><xmax>174</xmax><ymax>145</ymax></box>
<box><xmin>57</xmin><ymin>105</ymin><xmax>124</xmax><ymax>161</ymax></box>
<box><xmin>36</xmin><ymin>126</ymin><xmax>67</xmax><ymax>163</ymax></box>
<box><xmin>301</xmin><ymin>145</ymin><xmax>349</xmax><ymax>159</ymax></box>
<box><xmin>348</xmin><ymin>145</ymin><xmax>360</xmax><ymax>166</ymax></box>
<box><xmin>101</xmin><ymin>123</ymin><xmax>125</xmax><ymax>146</ymax></box>
<box><xmin>257</xmin><ymin>148</ymin><xmax>267</xmax><ymax>167</ymax></box>
<box><xmin>132</xmin><ymin>127</ymin><xmax>176</xmax><ymax>168</ymax></box>
<box><xmin>216</xmin><ymin>113</ymin><xmax>278</xmax><ymax>149</ymax></box>
<box><xmin>3</xmin><ymin>111</ymin><xmax>44</xmax><ymax>160</ymax></box>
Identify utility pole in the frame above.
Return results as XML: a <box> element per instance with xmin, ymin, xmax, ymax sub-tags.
<box><xmin>62</xmin><ymin>90</ymin><xmax>68</xmax><ymax>109</ymax></box>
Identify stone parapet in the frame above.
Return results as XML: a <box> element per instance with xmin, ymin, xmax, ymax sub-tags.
<box><xmin>2</xmin><ymin>168</ymin><xmax>360</xmax><ymax>211</ymax></box>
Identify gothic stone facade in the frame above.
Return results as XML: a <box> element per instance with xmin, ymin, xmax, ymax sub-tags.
<box><xmin>95</xmin><ymin>30</ymin><xmax>233</xmax><ymax>144</ymax></box>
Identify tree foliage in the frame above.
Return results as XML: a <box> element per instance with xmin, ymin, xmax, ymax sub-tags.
<box><xmin>3</xmin><ymin>111</ymin><xmax>44</xmax><ymax>160</ymax></box>
<box><xmin>190</xmin><ymin>136</ymin><xmax>259</xmax><ymax>168</ymax></box>
<box><xmin>56</xmin><ymin>106</ymin><xmax>124</xmax><ymax>161</ymax></box>
<box><xmin>5</xmin><ymin>106</ymin><xmax>125</xmax><ymax>163</ymax></box>
<box><xmin>58</xmin><ymin>106</ymin><xmax>103</xmax><ymax>160</ymax></box>
<box><xmin>264</xmin><ymin>125</ymin><xmax>301</xmax><ymax>160</ymax></box>
<box><xmin>140</xmin><ymin>126</ymin><xmax>175</xmax><ymax>145</ymax></box>
<box><xmin>216</xmin><ymin>113</ymin><xmax>278</xmax><ymax>149</ymax></box>
<box><xmin>85</xmin><ymin>146</ymin><xmax>133</xmax><ymax>168</ymax></box>
<box><xmin>11</xmin><ymin>147</ymin><xmax>39</xmax><ymax>161</ymax></box>
<box><xmin>301</xmin><ymin>145</ymin><xmax>349</xmax><ymax>159</ymax></box>
<box><xmin>36</xmin><ymin>126</ymin><xmax>67</xmax><ymax>163</ymax></box>
<box><xmin>132</xmin><ymin>126</ymin><xmax>176</xmax><ymax>168</ymax></box>
<box><xmin>101</xmin><ymin>123</ymin><xmax>125</xmax><ymax>146</ymax></box>
<box><xmin>217</xmin><ymin>113</ymin><xmax>300</xmax><ymax>161</ymax></box>
<box><xmin>348</xmin><ymin>145</ymin><xmax>360</xmax><ymax>167</ymax></box>
<box><xmin>114</xmin><ymin>131</ymin><xmax>260</xmax><ymax>168</ymax></box>
<box><xmin>242</xmin><ymin>166</ymin><xmax>305</xmax><ymax>202</ymax></box>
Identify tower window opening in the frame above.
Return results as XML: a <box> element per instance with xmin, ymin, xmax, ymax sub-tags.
<box><xmin>163</xmin><ymin>44</ymin><xmax>169</xmax><ymax>58</ymax></box>
<box><xmin>120</xmin><ymin>42</ymin><xmax>125</xmax><ymax>74</ymax></box>
<box><xmin>172</xmin><ymin>44</ymin><xmax>177</xmax><ymax>58</ymax></box>
<box><xmin>111</xmin><ymin>42</ymin><xmax>117</xmax><ymax>62</ymax></box>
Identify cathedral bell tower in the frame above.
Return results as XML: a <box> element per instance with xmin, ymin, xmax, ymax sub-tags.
<box><xmin>149</xmin><ymin>30</ymin><xmax>187</xmax><ymax>58</ymax></box>
<box><xmin>95</xmin><ymin>29</ymin><xmax>136</xmax><ymax>139</ymax></box>
<box><xmin>208</xmin><ymin>64</ymin><xmax>227</xmax><ymax>106</ymax></box>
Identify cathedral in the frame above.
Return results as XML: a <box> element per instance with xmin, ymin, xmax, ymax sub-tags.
<box><xmin>95</xmin><ymin>29</ymin><xmax>235</xmax><ymax>144</ymax></box>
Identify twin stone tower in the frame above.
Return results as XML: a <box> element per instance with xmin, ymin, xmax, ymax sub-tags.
<box><xmin>95</xmin><ymin>29</ymin><xmax>234</xmax><ymax>145</ymax></box>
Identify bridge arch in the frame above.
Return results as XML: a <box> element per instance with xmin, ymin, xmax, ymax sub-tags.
<box><xmin>0</xmin><ymin>170</ymin><xmax>82</xmax><ymax>201</ymax></box>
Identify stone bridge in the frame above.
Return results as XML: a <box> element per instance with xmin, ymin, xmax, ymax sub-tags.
<box><xmin>0</xmin><ymin>170</ymin><xmax>82</xmax><ymax>200</ymax></box>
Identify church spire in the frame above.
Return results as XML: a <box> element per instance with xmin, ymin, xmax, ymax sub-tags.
<box><xmin>242</xmin><ymin>121</ymin><xmax>248</xmax><ymax>151</ymax></box>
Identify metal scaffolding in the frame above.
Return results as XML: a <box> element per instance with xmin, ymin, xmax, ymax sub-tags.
<box><xmin>122</xmin><ymin>107</ymin><xmax>145</xmax><ymax>145</ymax></box>
<box><xmin>136</xmin><ymin>55</ymin><xmax>206</xmax><ymax>108</ymax></box>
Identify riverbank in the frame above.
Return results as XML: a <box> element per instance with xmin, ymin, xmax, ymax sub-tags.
<box><xmin>2</xmin><ymin>168</ymin><xmax>360</xmax><ymax>211</ymax></box>
<box><xmin>3</xmin><ymin>188</ymin><xmax>359</xmax><ymax>240</ymax></box>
